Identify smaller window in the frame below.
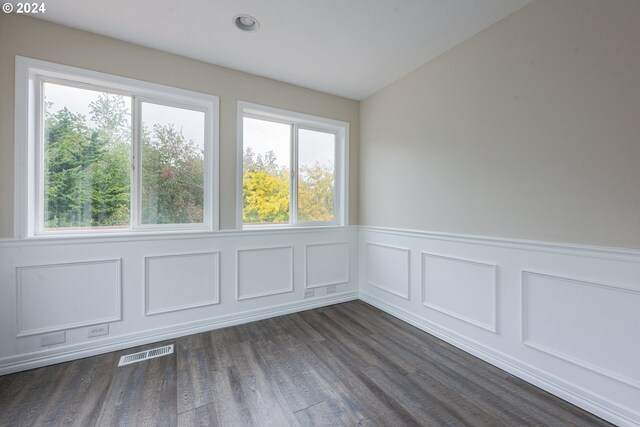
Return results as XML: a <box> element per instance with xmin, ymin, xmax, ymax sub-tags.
<box><xmin>238</xmin><ymin>102</ymin><xmax>348</xmax><ymax>228</ymax></box>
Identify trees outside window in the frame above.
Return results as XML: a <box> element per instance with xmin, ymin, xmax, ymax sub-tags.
<box><xmin>239</xmin><ymin>103</ymin><xmax>348</xmax><ymax>227</ymax></box>
<box><xmin>42</xmin><ymin>83</ymin><xmax>208</xmax><ymax>232</ymax></box>
<box><xmin>17</xmin><ymin>58</ymin><xmax>218</xmax><ymax>237</ymax></box>
<box><xmin>43</xmin><ymin>84</ymin><xmax>132</xmax><ymax>230</ymax></box>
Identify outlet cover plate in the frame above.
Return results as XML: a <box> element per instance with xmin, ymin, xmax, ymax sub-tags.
<box><xmin>41</xmin><ymin>331</ymin><xmax>66</xmax><ymax>347</ymax></box>
<box><xmin>326</xmin><ymin>285</ymin><xmax>337</xmax><ymax>294</ymax></box>
<box><xmin>304</xmin><ymin>289</ymin><xmax>314</xmax><ymax>298</ymax></box>
<box><xmin>87</xmin><ymin>324</ymin><xmax>109</xmax><ymax>338</ymax></box>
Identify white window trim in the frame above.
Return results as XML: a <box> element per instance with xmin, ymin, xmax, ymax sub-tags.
<box><xmin>14</xmin><ymin>56</ymin><xmax>220</xmax><ymax>238</ymax></box>
<box><xmin>236</xmin><ymin>101</ymin><xmax>349</xmax><ymax>229</ymax></box>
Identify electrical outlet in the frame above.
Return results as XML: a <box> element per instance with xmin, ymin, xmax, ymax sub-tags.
<box><xmin>326</xmin><ymin>285</ymin><xmax>337</xmax><ymax>294</ymax></box>
<box><xmin>41</xmin><ymin>331</ymin><xmax>66</xmax><ymax>347</ymax></box>
<box><xmin>87</xmin><ymin>324</ymin><xmax>109</xmax><ymax>338</ymax></box>
<box><xmin>304</xmin><ymin>289</ymin><xmax>315</xmax><ymax>298</ymax></box>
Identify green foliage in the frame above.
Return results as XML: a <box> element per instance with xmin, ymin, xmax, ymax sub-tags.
<box><xmin>141</xmin><ymin>124</ymin><xmax>204</xmax><ymax>224</ymax></box>
<box><xmin>43</xmin><ymin>92</ymin><xmax>203</xmax><ymax>229</ymax></box>
<box><xmin>44</xmin><ymin>99</ymin><xmax>131</xmax><ymax>229</ymax></box>
<box><xmin>242</xmin><ymin>148</ymin><xmax>334</xmax><ymax>224</ymax></box>
<box><xmin>89</xmin><ymin>93</ymin><xmax>130</xmax><ymax>145</ymax></box>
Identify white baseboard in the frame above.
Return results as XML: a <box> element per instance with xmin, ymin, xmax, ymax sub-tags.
<box><xmin>0</xmin><ymin>291</ymin><xmax>357</xmax><ymax>376</ymax></box>
<box><xmin>359</xmin><ymin>291</ymin><xmax>640</xmax><ymax>427</ymax></box>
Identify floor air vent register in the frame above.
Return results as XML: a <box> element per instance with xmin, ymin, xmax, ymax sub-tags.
<box><xmin>117</xmin><ymin>344</ymin><xmax>174</xmax><ymax>367</ymax></box>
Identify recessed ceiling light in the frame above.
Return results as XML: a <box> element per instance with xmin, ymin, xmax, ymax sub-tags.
<box><xmin>234</xmin><ymin>15</ymin><xmax>260</xmax><ymax>32</ymax></box>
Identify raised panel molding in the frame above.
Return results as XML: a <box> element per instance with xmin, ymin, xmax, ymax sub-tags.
<box><xmin>237</xmin><ymin>246</ymin><xmax>294</xmax><ymax>300</ymax></box>
<box><xmin>422</xmin><ymin>253</ymin><xmax>497</xmax><ymax>333</ymax></box>
<box><xmin>145</xmin><ymin>251</ymin><xmax>220</xmax><ymax>316</ymax></box>
<box><xmin>16</xmin><ymin>259</ymin><xmax>122</xmax><ymax>337</ymax></box>
<box><xmin>365</xmin><ymin>242</ymin><xmax>410</xmax><ymax>299</ymax></box>
<box><xmin>304</xmin><ymin>242</ymin><xmax>350</xmax><ymax>289</ymax></box>
<box><xmin>522</xmin><ymin>270</ymin><xmax>640</xmax><ymax>389</ymax></box>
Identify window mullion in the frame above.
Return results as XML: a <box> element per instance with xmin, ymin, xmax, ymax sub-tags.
<box><xmin>334</xmin><ymin>132</ymin><xmax>340</xmax><ymax>225</ymax></box>
<box><xmin>291</xmin><ymin>124</ymin><xmax>298</xmax><ymax>226</ymax></box>
<box><xmin>131</xmin><ymin>96</ymin><xmax>142</xmax><ymax>230</ymax></box>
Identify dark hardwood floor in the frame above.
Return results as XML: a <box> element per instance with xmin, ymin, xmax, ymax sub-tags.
<box><xmin>0</xmin><ymin>301</ymin><xmax>611</xmax><ymax>426</ymax></box>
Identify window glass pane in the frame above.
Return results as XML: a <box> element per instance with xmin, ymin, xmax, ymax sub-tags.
<box><xmin>43</xmin><ymin>82</ymin><xmax>132</xmax><ymax>231</ymax></box>
<box><xmin>297</xmin><ymin>128</ymin><xmax>335</xmax><ymax>222</ymax></box>
<box><xmin>141</xmin><ymin>102</ymin><xmax>205</xmax><ymax>225</ymax></box>
<box><xmin>242</xmin><ymin>117</ymin><xmax>291</xmax><ymax>225</ymax></box>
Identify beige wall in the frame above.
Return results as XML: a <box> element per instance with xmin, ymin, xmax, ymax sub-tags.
<box><xmin>360</xmin><ymin>0</ymin><xmax>640</xmax><ymax>249</ymax></box>
<box><xmin>0</xmin><ymin>14</ymin><xmax>359</xmax><ymax>236</ymax></box>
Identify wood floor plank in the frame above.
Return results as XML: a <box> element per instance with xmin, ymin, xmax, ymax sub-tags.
<box><xmin>258</xmin><ymin>338</ymin><xmax>371</xmax><ymax>426</ymax></box>
<box><xmin>226</xmin><ymin>341</ymin><xmax>295</xmax><ymax>426</ymax></box>
<box><xmin>0</xmin><ymin>369</ymin><xmax>33</xmax><ymax>425</ymax></box>
<box><xmin>272</xmin><ymin>312</ymin><xmax>326</xmax><ymax>343</ymax></box>
<box><xmin>307</xmin><ymin>340</ymin><xmax>423</xmax><ymax>427</ymax></box>
<box><xmin>362</xmin><ymin>365</ymin><xmax>465</xmax><ymax>426</ymax></box>
<box><xmin>177</xmin><ymin>404</ymin><xmax>215</xmax><ymax>427</ymax></box>
<box><xmin>58</xmin><ymin>353</ymin><xmax>118</xmax><ymax>426</ymax></box>
<box><xmin>32</xmin><ymin>353</ymin><xmax>116</xmax><ymax>427</ymax></box>
<box><xmin>299</xmin><ymin>309</ymin><xmax>418</xmax><ymax>375</ymax></box>
<box><xmin>207</xmin><ymin>367</ymin><xmax>256</xmax><ymax>426</ymax></box>
<box><xmin>252</xmin><ymin>334</ymin><xmax>335</xmax><ymax>413</ymax></box>
<box><xmin>177</xmin><ymin>367</ymin><xmax>257</xmax><ymax>427</ymax></box>
<box><xmin>294</xmin><ymin>398</ymin><xmax>369</xmax><ymax>426</ymax></box>
<box><xmin>176</xmin><ymin>333</ymin><xmax>216</xmax><ymax>414</ymax></box>
<box><xmin>0</xmin><ymin>365</ymin><xmax>64</xmax><ymax>427</ymax></box>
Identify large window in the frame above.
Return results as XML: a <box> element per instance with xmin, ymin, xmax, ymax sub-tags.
<box><xmin>16</xmin><ymin>57</ymin><xmax>219</xmax><ymax>237</ymax></box>
<box><xmin>238</xmin><ymin>102</ymin><xmax>348</xmax><ymax>227</ymax></box>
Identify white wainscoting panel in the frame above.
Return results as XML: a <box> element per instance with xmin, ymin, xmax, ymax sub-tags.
<box><xmin>16</xmin><ymin>259</ymin><xmax>121</xmax><ymax>336</ymax></box>
<box><xmin>0</xmin><ymin>228</ymin><xmax>358</xmax><ymax>377</ymax></box>
<box><xmin>2</xmin><ymin>224</ymin><xmax>639</xmax><ymax>427</ymax></box>
<box><xmin>305</xmin><ymin>242</ymin><xmax>349</xmax><ymax>289</ymax></box>
<box><xmin>365</xmin><ymin>242</ymin><xmax>410</xmax><ymax>299</ymax></box>
<box><xmin>422</xmin><ymin>253</ymin><xmax>497</xmax><ymax>333</ymax></box>
<box><xmin>237</xmin><ymin>246</ymin><xmax>294</xmax><ymax>300</ymax></box>
<box><xmin>145</xmin><ymin>252</ymin><xmax>220</xmax><ymax>315</ymax></box>
<box><xmin>522</xmin><ymin>270</ymin><xmax>640</xmax><ymax>389</ymax></box>
<box><xmin>360</xmin><ymin>226</ymin><xmax>640</xmax><ymax>427</ymax></box>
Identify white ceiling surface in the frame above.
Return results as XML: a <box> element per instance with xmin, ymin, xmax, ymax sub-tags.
<box><xmin>33</xmin><ymin>0</ymin><xmax>532</xmax><ymax>100</ymax></box>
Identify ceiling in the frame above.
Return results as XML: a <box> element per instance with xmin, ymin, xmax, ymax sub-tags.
<box><xmin>33</xmin><ymin>0</ymin><xmax>533</xmax><ymax>100</ymax></box>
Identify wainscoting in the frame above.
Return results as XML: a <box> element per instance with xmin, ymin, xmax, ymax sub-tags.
<box><xmin>0</xmin><ymin>227</ymin><xmax>359</xmax><ymax>376</ymax></box>
<box><xmin>0</xmin><ymin>225</ymin><xmax>638</xmax><ymax>426</ymax></box>
<box><xmin>359</xmin><ymin>226</ymin><xmax>640</xmax><ymax>427</ymax></box>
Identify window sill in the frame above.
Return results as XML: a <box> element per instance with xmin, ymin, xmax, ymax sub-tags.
<box><xmin>242</xmin><ymin>223</ymin><xmax>341</xmax><ymax>230</ymax></box>
<box><xmin>2</xmin><ymin>225</ymin><xmax>354</xmax><ymax>247</ymax></box>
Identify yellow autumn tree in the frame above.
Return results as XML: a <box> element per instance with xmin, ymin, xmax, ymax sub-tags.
<box><xmin>298</xmin><ymin>162</ymin><xmax>334</xmax><ymax>221</ymax></box>
<box><xmin>243</xmin><ymin>148</ymin><xmax>334</xmax><ymax>223</ymax></box>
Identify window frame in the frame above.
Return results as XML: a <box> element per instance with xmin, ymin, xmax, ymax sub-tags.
<box><xmin>237</xmin><ymin>101</ymin><xmax>349</xmax><ymax>229</ymax></box>
<box><xmin>15</xmin><ymin>56</ymin><xmax>220</xmax><ymax>238</ymax></box>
